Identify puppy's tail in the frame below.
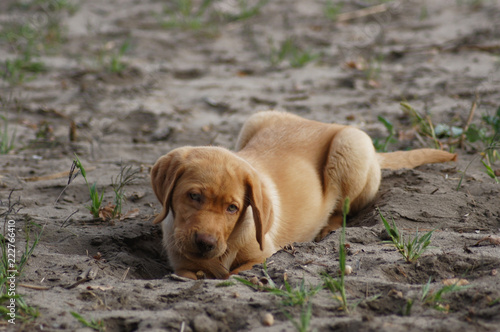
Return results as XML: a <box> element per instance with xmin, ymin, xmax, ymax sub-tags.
<box><xmin>377</xmin><ymin>149</ymin><xmax>457</xmax><ymax>170</ymax></box>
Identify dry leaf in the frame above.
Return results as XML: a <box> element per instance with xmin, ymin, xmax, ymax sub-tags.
<box><xmin>120</xmin><ymin>208</ymin><xmax>140</xmax><ymax>221</ymax></box>
<box><xmin>345</xmin><ymin>60</ymin><xmax>364</xmax><ymax>70</ymax></box>
<box><xmin>98</xmin><ymin>203</ymin><xmax>115</xmax><ymax>221</ymax></box>
<box><xmin>487</xmin><ymin>236</ymin><xmax>500</xmax><ymax>245</ymax></box>
<box><xmin>475</xmin><ymin>235</ymin><xmax>500</xmax><ymax>246</ymax></box>
<box><xmin>367</xmin><ymin>79</ymin><xmax>380</xmax><ymax>88</ymax></box>
<box><xmin>129</xmin><ymin>191</ymin><xmax>145</xmax><ymax>202</ymax></box>
<box><xmin>398</xmin><ymin>129</ymin><xmax>417</xmax><ymax>141</ymax></box>
<box><xmin>442</xmin><ymin>278</ymin><xmax>469</xmax><ymax>286</ymax></box>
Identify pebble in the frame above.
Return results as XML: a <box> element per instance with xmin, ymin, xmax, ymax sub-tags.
<box><xmin>262</xmin><ymin>313</ymin><xmax>274</xmax><ymax>326</ymax></box>
<box><xmin>388</xmin><ymin>289</ymin><xmax>404</xmax><ymax>299</ymax></box>
<box><xmin>193</xmin><ymin>314</ymin><xmax>218</xmax><ymax>332</ymax></box>
<box><xmin>250</xmin><ymin>276</ymin><xmax>259</xmax><ymax>285</ymax></box>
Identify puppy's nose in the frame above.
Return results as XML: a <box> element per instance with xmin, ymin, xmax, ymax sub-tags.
<box><xmin>195</xmin><ymin>233</ymin><xmax>217</xmax><ymax>253</ymax></box>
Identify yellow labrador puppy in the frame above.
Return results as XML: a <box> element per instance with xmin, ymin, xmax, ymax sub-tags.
<box><xmin>151</xmin><ymin>111</ymin><xmax>456</xmax><ymax>279</ymax></box>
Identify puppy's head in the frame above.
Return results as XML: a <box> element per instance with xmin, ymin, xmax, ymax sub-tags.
<box><xmin>151</xmin><ymin>147</ymin><xmax>273</xmax><ymax>260</ymax></box>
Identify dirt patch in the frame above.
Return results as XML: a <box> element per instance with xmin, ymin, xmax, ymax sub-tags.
<box><xmin>1</xmin><ymin>0</ymin><xmax>500</xmax><ymax>331</ymax></box>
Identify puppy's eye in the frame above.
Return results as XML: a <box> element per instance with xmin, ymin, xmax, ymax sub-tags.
<box><xmin>226</xmin><ymin>204</ymin><xmax>239</xmax><ymax>214</ymax></box>
<box><xmin>189</xmin><ymin>193</ymin><xmax>202</xmax><ymax>202</ymax></box>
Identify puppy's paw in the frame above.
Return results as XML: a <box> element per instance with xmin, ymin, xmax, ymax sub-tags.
<box><xmin>174</xmin><ymin>269</ymin><xmax>198</xmax><ymax>280</ymax></box>
<box><xmin>314</xmin><ymin>228</ymin><xmax>335</xmax><ymax>242</ymax></box>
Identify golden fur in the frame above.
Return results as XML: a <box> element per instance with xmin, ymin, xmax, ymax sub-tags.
<box><xmin>151</xmin><ymin>111</ymin><xmax>457</xmax><ymax>279</ymax></box>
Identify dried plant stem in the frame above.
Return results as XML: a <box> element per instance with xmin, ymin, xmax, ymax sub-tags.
<box><xmin>337</xmin><ymin>3</ymin><xmax>390</xmax><ymax>22</ymax></box>
<box><xmin>459</xmin><ymin>94</ymin><xmax>478</xmax><ymax>148</ymax></box>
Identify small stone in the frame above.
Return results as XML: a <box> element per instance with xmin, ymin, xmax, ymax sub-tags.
<box><xmin>249</xmin><ymin>276</ymin><xmax>259</xmax><ymax>285</ymax></box>
<box><xmin>388</xmin><ymin>289</ymin><xmax>404</xmax><ymax>299</ymax></box>
<box><xmin>150</xmin><ymin>127</ymin><xmax>172</xmax><ymax>141</ymax></box>
<box><xmin>262</xmin><ymin>313</ymin><xmax>274</xmax><ymax>326</ymax></box>
<box><xmin>193</xmin><ymin>314</ymin><xmax>217</xmax><ymax>332</ymax></box>
<box><xmin>129</xmin><ymin>191</ymin><xmax>146</xmax><ymax>202</ymax></box>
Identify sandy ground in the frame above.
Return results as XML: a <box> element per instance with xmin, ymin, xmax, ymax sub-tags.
<box><xmin>1</xmin><ymin>0</ymin><xmax>500</xmax><ymax>331</ymax></box>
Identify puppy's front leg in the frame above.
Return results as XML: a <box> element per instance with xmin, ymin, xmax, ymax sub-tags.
<box><xmin>175</xmin><ymin>267</ymin><xmax>221</xmax><ymax>280</ymax></box>
<box><xmin>174</xmin><ymin>269</ymin><xmax>198</xmax><ymax>280</ymax></box>
<box><xmin>315</xmin><ymin>214</ymin><xmax>343</xmax><ymax>241</ymax></box>
<box><xmin>229</xmin><ymin>260</ymin><xmax>263</xmax><ymax>276</ymax></box>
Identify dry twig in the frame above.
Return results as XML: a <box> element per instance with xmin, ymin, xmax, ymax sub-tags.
<box><xmin>475</xmin><ymin>235</ymin><xmax>500</xmax><ymax>246</ymax></box>
<box><xmin>337</xmin><ymin>3</ymin><xmax>390</xmax><ymax>22</ymax></box>
<box><xmin>459</xmin><ymin>94</ymin><xmax>478</xmax><ymax>148</ymax></box>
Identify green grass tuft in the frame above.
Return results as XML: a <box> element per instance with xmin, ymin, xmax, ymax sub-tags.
<box><xmin>421</xmin><ymin>277</ymin><xmax>470</xmax><ymax>312</ymax></box>
<box><xmin>72</xmin><ymin>154</ymin><xmax>104</xmax><ymax>218</ymax></box>
<box><xmin>111</xmin><ymin>164</ymin><xmax>140</xmax><ymax>218</ymax></box>
<box><xmin>321</xmin><ymin>197</ymin><xmax>350</xmax><ymax>312</ymax></box>
<box><xmin>373</xmin><ymin>115</ymin><xmax>397</xmax><ymax>152</ymax></box>
<box><xmin>269</xmin><ymin>37</ymin><xmax>320</xmax><ymax>68</ymax></box>
<box><xmin>378</xmin><ymin>209</ymin><xmax>434</xmax><ymax>263</ymax></box>
<box><xmin>71</xmin><ymin>311</ymin><xmax>105</xmax><ymax>331</ymax></box>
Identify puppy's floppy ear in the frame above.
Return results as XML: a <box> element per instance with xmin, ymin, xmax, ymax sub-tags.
<box><xmin>150</xmin><ymin>149</ymin><xmax>186</xmax><ymax>224</ymax></box>
<box><xmin>246</xmin><ymin>172</ymin><xmax>273</xmax><ymax>251</ymax></box>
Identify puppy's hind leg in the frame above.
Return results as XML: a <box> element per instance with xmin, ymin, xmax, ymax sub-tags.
<box><xmin>316</xmin><ymin>127</ymin><xmax>381</xmax><ymax>240</ymax></box>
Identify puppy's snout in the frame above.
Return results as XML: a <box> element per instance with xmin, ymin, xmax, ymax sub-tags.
<box><xmin>194</xmin><ymin>233</ymin><xmax>217</xmax><ymax>253</ymax></box>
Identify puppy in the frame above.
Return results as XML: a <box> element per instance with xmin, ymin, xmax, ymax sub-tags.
<box><xmin>151</xmin><ymin>111</ymin><xmax>456</xmax><ymax>279</ymax></box>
